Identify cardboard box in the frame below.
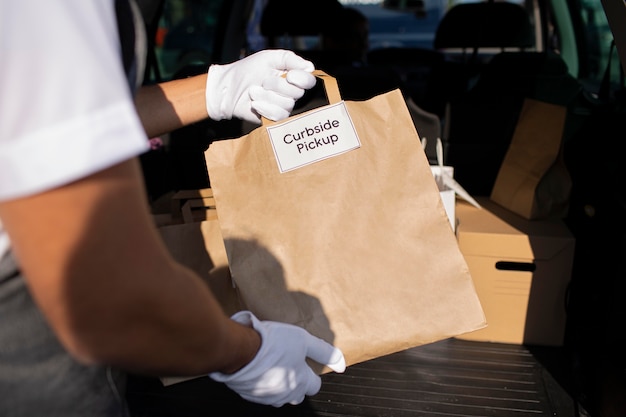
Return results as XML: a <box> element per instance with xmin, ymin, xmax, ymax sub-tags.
<box><xmin>455</xmin><ymin>198</ymin><xmax>575</xmax><ymax>346</ymax></box>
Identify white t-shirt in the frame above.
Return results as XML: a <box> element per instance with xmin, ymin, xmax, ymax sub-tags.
<box><xmin>0</xmin><ymin>1</ymin><xmax>150</xmax><ymax>258</ymax></box>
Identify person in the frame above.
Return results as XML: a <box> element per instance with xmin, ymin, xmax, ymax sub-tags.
<box><xmin>320</xmin><ymin>6</ymin><xmax>370</xmax><ymax>69</ymax></box>
<box><xmin>0</xmin><ymin>1</ymin><xmax>345</xmax><ymax>416</ymax></box>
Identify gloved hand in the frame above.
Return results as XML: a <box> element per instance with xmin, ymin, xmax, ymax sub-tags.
<box><xmin>209</xmin><ymin>311</ymin><xmax>346</xmax><ymax>407</ymax></box>
<box><xmin>205</xmin><ymin>49</ymin><xmax>316</xmax><ymax>124</ymax></box>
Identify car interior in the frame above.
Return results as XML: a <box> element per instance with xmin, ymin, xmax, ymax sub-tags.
<box><xmin>128</xmin><ymin>0</ymin><xmax>626</xmax><ymax>416</ymax></box>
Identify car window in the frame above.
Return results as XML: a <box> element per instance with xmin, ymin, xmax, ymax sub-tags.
<box><xmin>548</xmin><ymin>0</ymin><xmax>617</xmax><ymax>91</ymax></box>
<box><xmin>341</xmin><ymin>0</ymin><xmax>447</xmax><ymax>50</ymax></box>
<box><xmin>246</xmin><ymin>0</ymin><xmax>539</xmax><ymax>53</ymax></box>
<box><xmin>153</xmin><ymin>0</ymin><xmax>226</xmax><ymax>80</ymax></box>
<box><xmin>580</xmin><ymin>0</ymin><xmax>618</xmax><ymax>87</ymax></box>
<box><xmin>150</xmin><ymin>0</ymin><xmax>617</xmax><ymax>95</ymax></box>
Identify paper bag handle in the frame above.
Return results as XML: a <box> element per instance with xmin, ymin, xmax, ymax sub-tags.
<box><xmin>311</xmin><ymin>70</ymin><xmax>342</xmax><ymax>104</ymax></box>
<box><xmin>261</xmin><ymin>70</ymin><xmax>342</xmax><ymax>126</ymax></box>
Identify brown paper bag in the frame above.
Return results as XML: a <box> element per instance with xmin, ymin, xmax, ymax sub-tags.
<box><xmin>157</xmin><ymin>216</ymin><xmax>242</xmax><ymax>317</ymax></box>
<box><xmin>155</xmin><ymin>196</ymin><xmax>243</xmax><ymax>386</ymax></box>
<box><xmin>204</xmin><ymin>71</ymin><xmax>486</xmax><ymax>371</ymax></box>
<box><xmin>490</xmin><ymin>98</ymin><xmax>570</xmax><ymax>219</ymax></box>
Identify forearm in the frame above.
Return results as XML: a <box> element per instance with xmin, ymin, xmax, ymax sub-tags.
<box><xmin>86</xmin><ymin>261</ymin><xmax>259</xmax><ymax>376</ymax></box>
<box><xmin>68</xmin><ymin>255</ymin><xmax>255</xmax><ymax>376</ymax></box>
<box><xmin>0</xmin><ymin>158</ymin><xmax>259</xmax><ymax>376</ymax></box>
<box><xmin>134</xmin><ymin>74</ymin><xmax>209</xmax><ymax>138</ymax></box>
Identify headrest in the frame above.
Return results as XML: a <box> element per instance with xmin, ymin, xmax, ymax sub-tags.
<box><xmin>481</xmin><ymin>52</ymin><xmax>568</xmax><ymax>80</ymax></box>
<box><xmin>367</xmin><ymin>47</ymin><xmax>444</xmax><ymax>66</ymax></box>
<box><xmin>473</xmin><ymin>52</ymin><xmax>581</xmax><ymax>105</ymax></box>
<box><xmin>434</xmin><ymin>2</ymin><xmax>534</xmax><ymax>50</ymax></box>
<box><xmin>260</xmin><ymin>0</ymin><xmax>343</xmax><ymax>37</ymax></box>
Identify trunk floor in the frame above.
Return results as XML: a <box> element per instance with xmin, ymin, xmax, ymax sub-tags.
<box><xmin>127</xmin><ymin>338</ymin><xmax>581</xmax><ymax>416</ymax></box>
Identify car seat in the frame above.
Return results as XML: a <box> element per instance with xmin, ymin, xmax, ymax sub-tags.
<box><xmin>367</xmin><ymin>47</ymin><xmax>445</xmax><ymax>116</ymax></box>
<box><xmin>427</xmin><ymin>0</ymin><xmax>535</xmax><ymax>118</ymax></box>
<box><xmin>442</xmin><ymin>51</ymin><xmax>583</xmax><ymax>196</ymax></box>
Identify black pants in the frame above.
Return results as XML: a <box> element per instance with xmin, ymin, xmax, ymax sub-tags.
<box><xmin>0</xmin><ymin>251</ymin><xmax>129</xmax><ymax>417</ymax></box>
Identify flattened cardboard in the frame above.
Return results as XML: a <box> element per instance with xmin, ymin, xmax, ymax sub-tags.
<box><xmin>431</xmin><ymin>166</ymin><xmax>456</xmax><ymax>230</ymax></box>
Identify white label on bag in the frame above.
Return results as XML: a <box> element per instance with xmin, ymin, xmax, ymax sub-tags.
<box><xmin>267</xmin><ymin>102</ymin><xmax>361</xmax><ymax>173</ymax></box>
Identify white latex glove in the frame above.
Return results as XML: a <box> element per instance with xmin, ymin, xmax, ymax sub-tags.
<box><xmin>205</xmin><ymin>50</ymin><xmax>316</xmax><ymax>124</ymax></box>
<box><xmin>209</xmin><ymin>311</ymin><xmax>346</xmax><ymax>407</ymax></box>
